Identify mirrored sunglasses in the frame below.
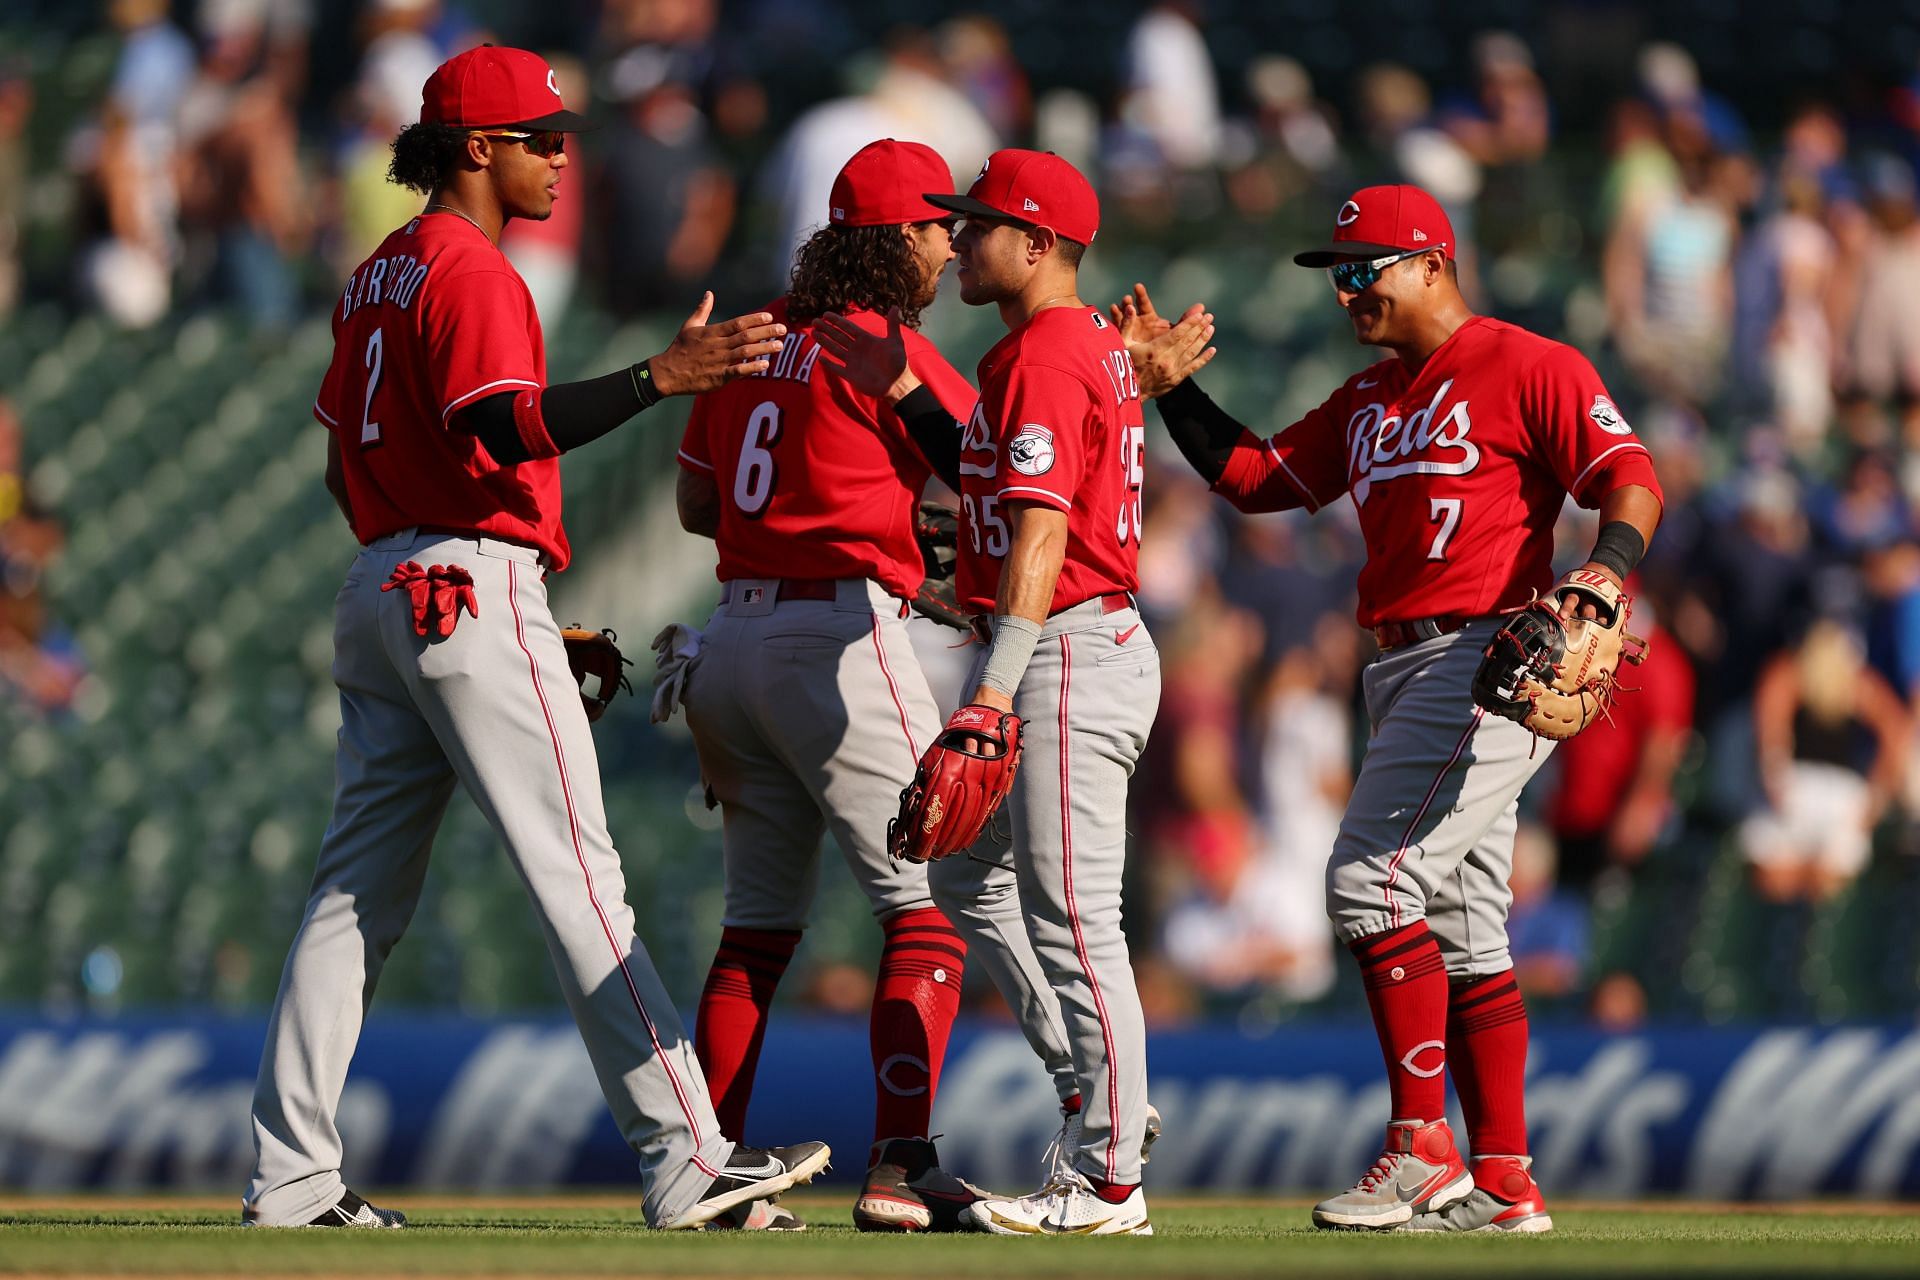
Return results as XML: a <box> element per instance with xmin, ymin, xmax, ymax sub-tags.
<box><xmin>1327</xmin><ymin>247</ymin><xmax>1426</xmax><ymax>293</ymax></box>
<box><xmin>474</xmin><ymin>130</ymin><xmax>566</xmax><ymax>158</ymax></box>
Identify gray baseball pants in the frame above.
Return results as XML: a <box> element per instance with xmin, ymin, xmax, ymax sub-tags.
<box><xmin>930</xmin><ymin>597</ymin><xmax>1160</xmax><ymax>1185</ymax></box>
<box><xmin>245</xmin><ymin>529</ymin><xmax>731</xmax><ymax>1228</ymax></box>
<box><xmin>1325</xmin><ymin>619</ymin><xmax>1555</xmax><ymax>972</ymax></box>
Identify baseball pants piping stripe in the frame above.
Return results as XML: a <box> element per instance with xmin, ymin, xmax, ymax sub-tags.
<box><xmin>507</xmin><ymin>562</ymin><xmax>717</xmax><ymax>1175</ymax></box>
<box><xmin>1055</xmin><ymin>633</ymin><xmax>1122</xmax><ymax>1183</ymax></box>
<box><xmin>1383</xmin><ymin>705</ymin><xmax>1484</xmax><ymax>931</ymax></box>
<box><xmin>869</xmin><ymin>613</ymin><xmax>920</xmax><ymax>758</ymax></box>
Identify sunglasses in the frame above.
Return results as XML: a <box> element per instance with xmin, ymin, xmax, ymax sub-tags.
<box><xmin>1327</xmin><ymin>247</ymin><xmax>1427</xmax><ymax>293</ymax></box>
<box><xmin>473</xmin><ymin>130</ymin><xmax>566</xmax><ymax>158</ymax></box>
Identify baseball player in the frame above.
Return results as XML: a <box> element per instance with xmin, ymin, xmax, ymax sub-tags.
<box><xmin>243</xmin><ymin>46</ymin><xmax>829</xmax><ymax>1232</ymax></box>
<box><xmin>815</xmin><ymin>149</ymin><xmax>1166</xmax><ymax>1236</ymax></box>
<box><xmin>1135</xmin><ymin>184</ymin><xmax>1663</xmax><ymax>1233</ymax></box>
<box><xmin>667</xmin><ymin>139</ymin><xmax>989</xmax><ymax>1233</ymax></box>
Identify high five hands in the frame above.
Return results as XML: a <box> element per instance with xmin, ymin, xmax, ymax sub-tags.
<box><xmin>1111</xmin><ymin>283</ymin><xmax>1216</xmax><ymax>399</ymax></box>
<box><xmin>647</xmin><ymin>291</ymin><xmax>790</xmax><ymax>396</ymax></box>
<box><xmin>814</xmin><ymin>306</ymin><xmax>918</xmax><ymax>404</ymax></box>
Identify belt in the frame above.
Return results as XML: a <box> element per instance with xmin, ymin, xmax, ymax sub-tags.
<box><xmin>720</xmin><ymin>578</ymin><xmax>840</xmax><ymax>604</ymax></box>
<box><xmin>969</xmin><ymin>592</ymin><xmax>1134</xmax><ymax>644</ymax></box>
<box><xmin>411</xmin><ymin>525</ymin><xmax>552</xmax><ymax>567</ymax></box>
<box><xmin>1371</xmin><ymin>614</ymin><xmax>1472</xmax><ymax>652</ymax></box>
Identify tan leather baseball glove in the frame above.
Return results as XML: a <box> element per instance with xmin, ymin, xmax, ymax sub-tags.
<box><xmin>1471</xmin><ymin>570</ymin><xmax>1649</xmax><ymax>741</ymax></box>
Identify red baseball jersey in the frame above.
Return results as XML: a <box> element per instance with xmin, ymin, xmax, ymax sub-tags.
<box><xmin>1214</xmin><ymin>316</ymin><xmax>1662</xmax><ymax>628</ymax></box>
<box><xmin>314</xmin><ymin>213</ymin><xmax>570</xmax><ymax>568</ymax></box>
<box><xmin>955</xmin><ymin>306</ymin><xmax>1146</xmax><ymax>615</ymax></box>
<box><xmin>678</xmin><ymin>300</ymin><xmax>978</xmax><ymax>598</ymax></box>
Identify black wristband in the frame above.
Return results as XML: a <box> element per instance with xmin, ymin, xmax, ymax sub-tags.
<box><xmin>895</xmin><ymin>384</ymin><xmax>962</xmax><ymax>491</ymax></box>
<box><xmin>1588</xmin><ymin>520</ymin><xmax>1646</xmax><ymax>581</ymax></box>
<box><xmin>629</xmin><ymin>359</ymin><xmax>664</xmax><ymax>410</ymax></box>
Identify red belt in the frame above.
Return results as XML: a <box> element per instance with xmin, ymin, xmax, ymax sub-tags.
<box><xmin>970</xmin><ymin>592</ymin><xmax>1133</xmax><ymax>644</ymax></box>
<box><xmin>1371</xmin><ymin>614</ymin><xmax>1472</xmax><ymax>652</ymax></box>
<box><xmin>722</xmin><ymin>578</ymin><xmax>839</xmax><ymax>604</ymax></box>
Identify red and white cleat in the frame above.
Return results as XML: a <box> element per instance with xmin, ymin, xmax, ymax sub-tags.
<box><xmin>1403</xmin><ymin>1155</ymin><xmax>1553</xmax><ymax>1234</ymax></box>
<box><xmin>1311</xmin><ymin>1118</ymin><xmax>1473</xmax><ymax>1231</ymax></box>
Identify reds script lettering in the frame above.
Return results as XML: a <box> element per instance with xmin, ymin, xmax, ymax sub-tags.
<box><xmin>1345</xmin><ymin>377</ymin><xmax>1480</xmax><ymax>505</ymax></box>
<box><xmin>959</xmin><ymin>404</ymin><xmax>997</xmax><ymax>477</ymax></box>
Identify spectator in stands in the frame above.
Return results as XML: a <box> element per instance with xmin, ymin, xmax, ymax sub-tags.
<box><xmin>175</xmin><ymin>2</ymin><xmax>311</xmax><ymax>330</ymax></box>
<box><xmin>592</xmin><ymin>48</ymin><xmax>735</xmax><ymax>318</ymax></box>
<box><xmin>1743</xmin><ymin>618</ymin><xmax>1910</xmax><ymax>901</ymax></box>
<box><xmin>1355</xmin><ymin>62</ymin><xmax>1482</xmax><ymax>293</ymax></box>
<box><xmin>937</xmin><ymin>16</ymin><xmax>1029</xmax><ymax>142</ymax></box>
<box><xmin>1116</xmin><ymin>2</ymin><xmax>1222</xmax><ymax>173</ymax></box>
<box><xmin>1220</xmin><ymin>56</ymin><xmax>1344</xmax><ymax>220</ymax></box>
<box><xmin>757</xmin><ymin>28</ymin><xmax>993</xmax><ymax>268</ymax></box>
<box><xmin>71</xmin><ymin>99</ymin><xmax>173</xmax><ymax>327</ymax></box>
<box><xmin>1809</xmin><ymin>449</ymin><xmax>1909</xmax><ymax>562</ymax></box>
<box><xmin>0</xmin><ymin>63</ymin><xmax>28</xmax><ymax>320</ymax></box>
<box><xmin>1439</xmin><ymin>31</ymin><xmax>1550</xmax><ymax>169</ymax></box>
<box><xmin>1504</xmin><ymin>823</ymin><xmax>1589</xmax><ymax>1001</ymax></box>
<box><xmin>1547</xmin><ymin>592</ymin><xmax>1696</xmax><ymax>888</ymax></box>
<box><xmin>0</xmin><ymin>401</ymin><xmax>82</xmax><ymax>716</ymax></box>
<box><xmin>1743</xmin><ymin>171</ymin><xmax>1840</xmax><ymax>457</ymax></box>
<box><xmin>1839</xmin><ymin>154</ymin><xmax>1920</xmax><ymax>453</ymax></box>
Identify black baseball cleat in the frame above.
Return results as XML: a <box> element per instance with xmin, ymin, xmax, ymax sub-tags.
<box><xmin>242</xmin><ymin>1188</ymin><xmax>406</xmax><ymax>1228</ymax></box>
<box><xmin>853</xmin><ymin>1137</ymin><xmax>992</xmax><ymax>1232</ymax></box>
<box><xmin>660</xmin><ymin>1141</ymin><xmax>833</xmax><ymax>1230</ymax></box>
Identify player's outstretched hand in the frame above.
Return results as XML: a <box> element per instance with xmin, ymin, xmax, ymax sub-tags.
<box><xmin>648</xmin><ymin>291</ymin><xmax>788</xmax><ymax>396</ymax></box>
<box><xmin>1109</xmin><ymin>282</ymin><xmax>1172</xmax><ymax>346</ymax></box>
<box><xmin>1132</xmin><ymin>303</ymin><xmax>1216</xmax><ymax>399</ymax></box>
<box><xmin>814</xmin><ymin>306</ymin><xmax>919</xmax><ymax>404</ymax></box>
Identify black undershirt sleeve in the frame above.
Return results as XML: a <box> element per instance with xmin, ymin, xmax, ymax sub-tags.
<box><xmin>894</xmin><ymin>384</ymin><xmax>962</xmax><ymax>491</ymax></box>
<box><xmin>456</xmin><ymin>367</ymin><xmax>651</xmax><ymax>464</ymax></box>
<box><xmin>1155</xmin><ymin>378</ymin><xmax>1244</xmax><ymax>486</ymax></box>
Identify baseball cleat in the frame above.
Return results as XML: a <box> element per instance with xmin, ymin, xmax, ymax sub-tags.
<box><xmin>659</xmin><ymin>1141</ymin><xmax>832</xmax><ymax>1231</ymax></box>
<box><xmin>1042</xmin><ymin>1100</ymin><xmax>1166</xmax><ymax>1186</ymax></box>
<box><xmin>242</xmin><ymin>1188</ymin><xmax>406</xmax><ymax>1228</ymax></box>
<box><xmin>1404</xmin><ymin>1155</ymin><xmax>1553</xmax><ymax>1234</ymax></box>
<box><xmin>853</xmin><ymin>1137</ymin><xmax>991</xmax><ymax>1232</ymax></box>
<box><xmin>708</xmin><ymin>1198</ymin><xmax>806</xmax><ymax>1231</ymax></box>
<box><xmin>1312</xmin><ymin>1118</ymin><xmax>1472</xmax><ymax>1231</ymax></box>
<box><xmin>967</xmin><ymin>1172</ymin><xmax>1151</xmax><ymax>1236</ymax></box>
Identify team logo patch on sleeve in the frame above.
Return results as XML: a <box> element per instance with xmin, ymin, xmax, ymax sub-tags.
<box><xmin>1008</xmin><ymin>425</ymin><xmax>1056</xmax><ymax>476</ymax></box>
<box><xmin>1588</xmin><ymin>395</ymin><xmax>1632</xmax><ymax>435</ymax></box>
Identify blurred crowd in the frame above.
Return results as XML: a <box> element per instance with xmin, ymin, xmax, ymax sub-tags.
<box><xmin>8</xmin><ymin>0</ymin><xmax>1920</xmax><ymax>1020</ymax></box>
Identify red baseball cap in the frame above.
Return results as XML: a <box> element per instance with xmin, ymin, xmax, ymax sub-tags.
<box><xmin>829</xmin><ymin>140</ymin><xmax>956</xmax><ymax>227</ymax></box>
<box><xmin>420</xmin><ymin>45</ymin><xmax>591</xmax><ymax>131</ymax></box>
<box><xmin>1293</xmin><ymin>184</ymin><xmax>1454</xmax><ymax>266</ymax></box>
<box><xmin>926</xmin><ymin>148</ymin><xmax>1100</xmax><ymax>246</ymax></box>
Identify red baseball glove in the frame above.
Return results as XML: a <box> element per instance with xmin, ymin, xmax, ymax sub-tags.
<box><xmin>382</xmin><ymin>561</ymin><xmax>478</xmax><ymax>638</ymax></box>
<box><xmin>888</xmin><ymin>704</ymin><xmax>1024</xmax><ymax>863</ymax></box>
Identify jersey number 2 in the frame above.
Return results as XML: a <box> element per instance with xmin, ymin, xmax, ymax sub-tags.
<box><xmin>1427</xmin><ymin>497</ymin><xmax>1462</xmax><ymax>561</ymax></box>
<box><xmin>733</xmin><ymin>401</ymin><xmax>783</xmax><ymax>518</ymax></box>
<box><xmin>359</xmin><ymin>327</ymin><xmax>384</xmax><ymax>447</ymax></box>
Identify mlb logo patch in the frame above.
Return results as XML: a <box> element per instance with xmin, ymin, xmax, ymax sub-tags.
<box><xmin>743</xmin><ymin>587</ymin><xmax>766</xmax><ymax>605</ymax></box>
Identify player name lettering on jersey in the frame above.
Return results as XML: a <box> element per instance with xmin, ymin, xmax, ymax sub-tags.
<box><xmin>339</xmin><ymin>248</ymin><xmax>429</xmax><ymax>322</ymax></box>
<box><xmin>754</xmin><ymin>330</ymin><xmax>826</xmax><ymax>384</ymax></box>
<box><xmin>1098</xmin><ymin>349</ymin><xmax>1141</xmax><ymax>406</ymax></box>
<box><xmin>1344</xmin><ymin>377</ymin><xmax>1480</xmax><ymax>505</ymax></box>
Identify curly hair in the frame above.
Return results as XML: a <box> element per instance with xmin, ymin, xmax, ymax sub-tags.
<box><xmin>387</xmin><ymin>122</ymin><xmax>468</xmax><ymax>195</ymax></box>
<box><xmin>786</xmin><ymin>223</ymin><xmax>932</xmax><ymax>328</ymax></box>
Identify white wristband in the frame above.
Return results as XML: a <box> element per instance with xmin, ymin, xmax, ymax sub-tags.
<box><xmin>978</xmin><ymin>614</ymin><xmax>1043</xmax><ymax>697</ymax></box>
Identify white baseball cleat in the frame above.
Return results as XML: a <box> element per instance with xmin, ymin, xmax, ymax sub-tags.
<box><xmin>242</xmin><ymin>1188</ymin><xmax>406</xmax><ymax>1228</ymax></box>
<box><xmin>708</xmin><ymin>1198</ymin><xmax>806</xmax><ymax>1231</ymax></box>
<box><xmin>969</xmin><ymin>1172</ymin><xmax>1152</xmax><ymax>1236</ymax></box>
<box><xmin>1312</xmin><ymin>1118</ymin><xmax>1473</xmax><ymax>1231</ymax></box>
<box><xmin>1403</xmin><ymin>1155</ymin><xmax>1554</xmax><ymax>1234</ymax></box>
<box><xmin>1042</xmin><ymin>1101</ymin><xmax>1165</xmax><ymax>1186</ymax></box>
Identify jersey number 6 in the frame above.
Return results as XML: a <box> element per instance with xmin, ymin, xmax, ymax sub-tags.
<box><xmin>733</xmin><ymin>400</ymin><xmax>783</xmax><ymax>518</ymax></box>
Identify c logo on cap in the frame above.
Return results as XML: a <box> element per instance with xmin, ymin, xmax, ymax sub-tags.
<box><xmin>1336</xmin><ymin>200</ymin><xmax>1361</xmax><ymax>226</ymax></box>
<box><xmin>546</xmin><ymin>68</ymin><xmax>560</xmax><ymax>97</ymax></box>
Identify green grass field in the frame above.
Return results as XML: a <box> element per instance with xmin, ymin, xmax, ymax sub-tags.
<box><xmin>3</xmin><ymin>1194</ymin><xmax>1918</xmax><ymax>1277</ymax></box>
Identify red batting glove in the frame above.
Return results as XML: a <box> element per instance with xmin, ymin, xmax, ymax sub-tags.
<box><xmin>424</xmin><ymin>564</ymin><xmax>479</xmax><ymax>638</ymax></box>
<box><xmin>381</xmin><ymin>560</ymin><xmax>433</xmax><ymax>635</ymax></box>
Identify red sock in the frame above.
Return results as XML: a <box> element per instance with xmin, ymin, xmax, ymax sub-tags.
<box><xmin>1087</xmin><ymin>1177</ymin><xmax>1139</xmax><ymax>1203</ymax></box>
<box><xmin>1348</xmin><ymin>922</ymin><xmax>1450</xmax><ymax>1123</ymax></box>
<box><xmin>870</xmin><ymin>906</ymin><xmax>965</xmax><ymax>1143</ymax></box>
<box><xmin>695</xmin><ymin>926</ymin><xmax>801</xmax><ymax>1141</ymax></box>
<box><xmin>1447</xmin><ymin>969</ymin><xmax>1531</xmax><ymax>1158</ymax></box>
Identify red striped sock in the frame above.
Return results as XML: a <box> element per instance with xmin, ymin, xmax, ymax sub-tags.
<box><xmin>695</xmin><ymin>926</ymin><xmax>801</xmax><ymax>1141</ymax></box>
<box><xmin>1349</xmin><ymin>922</ymin><xmax>1450</xmax><ymax>1123</ymax></box>
<box><xmin>870</xmin><ymin>907</ymin><xmax>966</xmax><ymax>1143</ymax></box>
<box><xmin>1447</xmin><ymin>970</ymin><xmax>1531</xmax><ymax>1158</ymax></box>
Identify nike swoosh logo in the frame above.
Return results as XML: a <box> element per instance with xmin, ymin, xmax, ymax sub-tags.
<box><xmin>1358</xmin><ymin>376</ymin><xmax>1380</xmax><ymax>388</ymax></box>
<box><xmin>1115</xmin><ymin>624</ymin><xmax>1140</xmax><ymax>645</ymax></box>
<box><xmin>723</xmin><ymin>1159</ymin><xmax>785</xmax><ymax>1179</ymax></box>
<box><xmin>1405</xmin><ymin>1167</ymin><xmax>1457</xmax><ymax>1202</ymax></box>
